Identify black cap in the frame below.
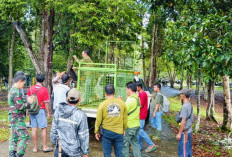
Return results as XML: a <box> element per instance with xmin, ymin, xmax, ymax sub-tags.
<box><xmin>62</xmin><ymin>74</ymin><xmax>70</xmax><ymax>83</ymax></box>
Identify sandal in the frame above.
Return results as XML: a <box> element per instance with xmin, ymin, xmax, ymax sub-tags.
<box><xmin>43</xmin><ymin>148</ymin><xmax>53</xmax><ymax>152</ymax></box>
<box><xmin>145</xmin><ymin>146</ymin><xmax>156</xmax><ymax>153</ymax></box>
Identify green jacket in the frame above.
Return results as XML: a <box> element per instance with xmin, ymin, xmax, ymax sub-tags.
<box><xmin>8</xmin><ymin>86</ymin><xmax>30</xmax><ymax>129</ymax></box>
<box><xmin>125</xmin><ymin>94</ymin><xmax>140</xmax><ymax>128</ymax></box>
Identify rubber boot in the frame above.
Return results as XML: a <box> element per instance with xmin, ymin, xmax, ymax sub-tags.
<box><xmin>9</xmin><ymin>151</ymin><xmax>16</xmax><ymax>157</ymax></box>
<box><xmin>17</xmin><ymin>154</ymin><xmax>24</xmax><ymax>157</ymax></box>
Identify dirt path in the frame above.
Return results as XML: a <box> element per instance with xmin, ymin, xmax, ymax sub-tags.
<box><xmin>0</xmin><ymin>87</ymin><xmax>179</xmax><ymax>157</ymax></box>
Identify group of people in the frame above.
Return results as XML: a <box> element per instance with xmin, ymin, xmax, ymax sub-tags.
<box><xmin>8</xmin><ymin>52</ymin><xmax>193</xmax><ymax>157</ymax></box>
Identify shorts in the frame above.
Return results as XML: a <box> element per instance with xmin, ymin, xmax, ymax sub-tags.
<box><xmin>30</xmin><ymin>109</ymin><xmax>47</xmax><ymax>128</ymax></box>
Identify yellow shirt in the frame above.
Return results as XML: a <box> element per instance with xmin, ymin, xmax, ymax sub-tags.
<box><xmin>95</xmin><ymin>98</ymin><xmax>128</xmax><ymax>134</ymax></box>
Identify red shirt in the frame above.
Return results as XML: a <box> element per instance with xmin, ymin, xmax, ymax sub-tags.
<box><xmin>27</xmin><ymin>84</ymin><xmax>50</xmax><ymax>109</ymax></box>
<box><xmin>139</xmin><ymin>91</ymin><xmax>148</xmax><ymax>120</ymax></box>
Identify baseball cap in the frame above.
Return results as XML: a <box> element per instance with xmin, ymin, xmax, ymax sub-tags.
<box><xmin>67</xmin><ymin>88</ymin><xmax>81</xmax><ymax>102</ymax></box>
<box><xmin>180</xmin><ymin>89</ymin><xmax>191</xmax><ymax>98</ymax></box>
<box><xmin>62</xmin><ymin>74</ymin><xmax>70</xmax><ymax>83</ymax></box>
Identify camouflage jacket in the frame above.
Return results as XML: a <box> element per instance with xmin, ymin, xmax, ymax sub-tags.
<box><xmin>74</xmin><ymin>56</ymin><xmax>93</xmax><ymax>67</ymax></box>
<box><xmin>8</xmin><ymin>86</ymin><xmax>30</xmax><ymax>128</ymax></box>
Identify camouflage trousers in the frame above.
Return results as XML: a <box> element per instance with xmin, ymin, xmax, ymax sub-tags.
<box><xmin>9</xmin><ymin>127</ymin><xmax>30</xmax><ymax>155</ymax></box>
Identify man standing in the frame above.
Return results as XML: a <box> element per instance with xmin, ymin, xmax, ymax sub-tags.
<box><xmin>136</xmin><ymin>82</ymin><xmax>156</xmax><ymax>153</ymax></box>
<box><xmin>72</xmin><ymin>50</ymin><xmax>93</xmax><ymax>67</ymax></box>
<box><xmin>73</xmin><ymin>50</ymin><xmax>94</xmax><ymax>104</ymax></box>
<box><xmin>95</xmin><ymin>84</ymin><xmax>127</xmax><ymax>157</ymax></box>
<box><xmin>150</xmin><ymin>83</ymin><xmax>163</xmax><ymax>140</ymax></box>
<box><xmin>27</xmin><ymin>74</ymin><xmax>53</xmax><ymax>153</ymax></box>
<box><xmin>53</xmin><ymin>74</ymin><xmax>70</xmax><ymax>111</ymax></box>
<box><xmin>122</xmin><ymin>82</ymin><xmax>141</xmax><ymax>157</ymax></box>
<box><xmin>51</xmin><ymin>88</ymin><xmax>89</xmax><ymax>157</ymax></box>
<box><xmin>176</xmin><ymin>89</ymin><xmax>193</xmax><ymax>157</ymax></box>
<box><xmin>8</xmin><ymin>75</ymin><xmax>32</xmax><ymax>157</ymax></box>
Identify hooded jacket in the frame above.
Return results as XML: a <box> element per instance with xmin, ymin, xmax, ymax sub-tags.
<box><xmin>50</xmin><ymin>102</ymin><xmax>89</xmax><ymax>156</ymax></box>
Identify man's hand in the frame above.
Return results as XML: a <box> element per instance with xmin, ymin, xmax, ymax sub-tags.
<box><xmin>152</xmin><ymin>112</ymin><xmax>156</xmax><ymax>118</ymax></box>
<box><xmin>73</xmin><ymin>55</ymin><xmax>77</xmax><ymax>59</ymax></box>
<box><xmin>176</xmin><ymin>133</ymin><xmax>181</xmax><ymax>141</ymax></box>
<box><xmin>123</xmin><ymin>132</ymin><xmax>126</xmax><ymax>136</ymax></box>
<box><xmin>95</xmin><ymin>133</ymin><xmax>100</xmax><ymax>141</ymax></box>
<box><xmin>72</xmin><ymin>67</ymin><xmax>77</xmax><ymax>70</ymax></box>
<box><xmin>82</xmin><ymin>155</ymin><xmax>88</xmax><ymax>157</ymax></box>
<box><xmin>27</xmin><ymin>96</ymin><xmax>35</xmax><ymax>104</ymax></box>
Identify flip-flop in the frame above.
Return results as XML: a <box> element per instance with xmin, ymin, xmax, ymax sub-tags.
<box><xmin>43</xmin><ymin>148</ymin><xmax>53</xmax><ymax>152</ymax></box>
<box><xmin>145</xmin><ymin>146</ymin><xmax>156</xmax><ymax>153</ymax></box>
<box><xmin>32</xmin><ymin>148</ymin><xmax>38</xmax><ymax>153</ymax></box>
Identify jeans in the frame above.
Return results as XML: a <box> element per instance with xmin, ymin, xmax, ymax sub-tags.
<box><xmin>151</xmin><ymin>111</ymin><xmax>163</xmax><ymax>131</ymax></box>
<box><xmin>178</xmin><ymin>132</ymin><xmax>192</xmax><ymax>157</ymax></box>
<box><xmin>122</xmin><ymin>127</ymin><xmax>141</xmax><ymax>157</ymax></box>
<box><xmin>101</xmin><ymin>129</ymin><xmax>124</xmax><ymax>157</ymax></box>
<box><xmin>137</xmin><ymin>120</ymin><xmax>154</xmax><ymax>149</ymax></box>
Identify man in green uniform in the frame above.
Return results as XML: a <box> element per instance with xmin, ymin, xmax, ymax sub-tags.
<box><xmin>73</xmin><ymin>50</ymin><xmax>93</xmax><ymax>67</ymax></box>
<box><xmin>8</xmin><ymin>75</ymin><xmax>33</xmax><ymax>157</ymax></box>
<box><xmin>73</xmin><ymin>50</ymin><xmax>94</xmax><ymax>104</ymax></box>
<box><xmin>150</xmin><ymin>83</ymin><xmax>163</xmax><ymax>140</ymax></box>
<box><xmin>122</xmin><ymin>82</ymin><xmax>141</xmax><ymax>157</ymax></box>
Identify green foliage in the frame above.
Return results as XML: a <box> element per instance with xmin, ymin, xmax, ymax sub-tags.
<box><xmin>52</xmin><ymin>53</ymin><xmax>68</xmax><ymax>72</ymax></box>
<box><xmin>163</xmin><ymin>0</ymin><xmax>232</xmax><ymax>81</ymax></box>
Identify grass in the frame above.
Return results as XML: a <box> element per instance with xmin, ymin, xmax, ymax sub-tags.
<box><xmin>0</xmin><ymin>127</ymin><xmax>10</xmax><ymax>142</ymax></box>
<box><xmin>0</xmin><ymin>101</ymin><xmax>8</xmax><ymax>106</ymax></box>
<box><xmin>174</xmin><ymin>84</ymin><xmax>232</xmax><ymax>92</ymax></box>
<box><xmin>0</xmin><ymin>110</ymin><xmax>9</xmax><ymax>142</ymax></box>
<box><xmin>163</xmin><ymin>96</ymin><xmax>223</xmax><ymax>130</ymax></box>
<box><xmin>0</xmin><ymin>110</ymin><xmax>30</xmax><ymax>142</ymax></box>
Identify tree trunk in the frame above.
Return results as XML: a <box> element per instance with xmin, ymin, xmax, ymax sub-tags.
<box><xmin>206</xmin><ymin>79</ymin><xmax>217</xmax><ymax>122</ymax></box>
<box><xmin>40</xmin><ymin>10</ymin><xmax>48</xmax><ymax>69</ymax></box>
<box><xmin>180</xmin><ymin>69</ymin><xmax>184</xmax><ymax>90</ymax></box>
<box><xmin>187</xmin><ymin>74</ymin><xmax>191</xmax><ymax>89</ymax></box>
<box><xmin>13</xmin><ymin>21</ymin><xmax>42</xmax><ymax>73</ymax></box>
<box><xmin>46</xmin><ymin>8</ymin><xmax>55</xmax><ymax>94</ymax></box>
<box><xmin>8</xmin><ymin>26</ymin><xmax>15</xmax><ymax>90</ymax></box>
<box><xmin>141</xmin><ymin>36</ymin><xmax>146</xmax><ymax>83</ymax></box>
<box><xmin>148</xmin><ymin>23</ymin><xmax>156</xmax><ymax>87</ymax></box>
<box><xmin>195</xmin><ymin>67</ymin><xmax>201</xmax><ymax>132</ymax></box>
<box><xmin>221</xmin><ymin>76</ymin><xmax>232</xmax><ymax>130</ymax></box>
<box><xmin>203</xmin><ymin>81</ymin><xmax>209</xmax><ymax>101</ymax></box>
<box><xmin>153</xmin><ymin>55</ymin><xmax>157</xmax><ymax>82</ymax></box>
<box><xmin>169</xmin><ymin>71</ymin><xmax>176</xmax><ymax>88</ymax></box>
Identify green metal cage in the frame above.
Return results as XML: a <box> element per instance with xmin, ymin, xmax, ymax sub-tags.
<box><xmin>76</xmin><ymin>41</ymin><xmax>136</xmax><ymax>109</ymax></box>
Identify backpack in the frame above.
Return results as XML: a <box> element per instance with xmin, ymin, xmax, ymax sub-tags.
<box><xmin>158</xmin><ymin>93</ymin><xmax>170</xmax><ymax>113</ymax></box>
<box><xmin>28</xmin><ymin>87</ymin><xmax>42</xmax><ymax>115</ymax></box>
